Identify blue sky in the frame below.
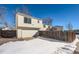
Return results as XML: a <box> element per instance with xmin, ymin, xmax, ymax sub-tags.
<box><xmin>0</xmin><ymin>4</ymin><xmax>79</xmax><ymax>30</ymax></box>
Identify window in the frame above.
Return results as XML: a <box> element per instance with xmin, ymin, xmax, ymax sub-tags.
<box><xmin>43</xmin><ymin>25</ymin><xmax>46</xmax><ymax>28</ymax></box>
<box><xmin>24</xmin><ymin>17</ymin><xmax>31</xmax><ymax>24</ymax></box>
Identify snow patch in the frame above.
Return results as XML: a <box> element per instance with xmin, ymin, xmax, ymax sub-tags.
<box><xmin>0</xmin><ymin>37</ymin><xmax>78</xmax><ymax>54</ymax></box>
<box><xmin>54</xmin><ymin>37</ymin><xmax>79</xmax><ymax>54</ymax></box>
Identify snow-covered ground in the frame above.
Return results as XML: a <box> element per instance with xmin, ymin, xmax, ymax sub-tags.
<box><xmin>0</xmin><ymin>37</ymin><xmax>78</xmax><ymax>54</ymax></box>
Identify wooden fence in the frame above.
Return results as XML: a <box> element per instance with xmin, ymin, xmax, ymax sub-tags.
<box><xmin>0</xmin><ymin>30</ymin><xmax>16</xmax><ymax>38</ymax></box>
<box><xmin>39</xmin><ymin>31</ymin><xmax>76</xmax><ymax>42</ymax></box>
<box><xmin>0</xmin><ymin>30</ymin><xmax>76</xmax><ymax>42</ymax></box>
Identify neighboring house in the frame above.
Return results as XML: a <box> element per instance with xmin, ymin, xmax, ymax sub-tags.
<box><xmin>74</xmin><ymin>30</ymin><xmax>79</xmax><ymax>34</ymax></box>
<box><xmin>16</xmin><ymin>12</ymin><xmax>51</xmax><ymax>39</ymax></box>
<box><xmin>2</xmin><ymin>26</ymin><xmax>11</xmax><ymax>30</ymax></box>
<box><xmin>50</xmin><ymin>26</ymin><xmax>63</xmax><ymax>31</ymax></box>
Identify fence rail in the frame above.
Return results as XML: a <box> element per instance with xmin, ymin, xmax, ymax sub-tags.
<box><xmin>39</xmin><ymin>31</ymin><xmax>76</xmax><ymax>42</ymax></box>
<box><xmin>0</xmin><ymin>30</ymin><xmax>16</xmax><ymax>38</ymax></box>
<box><xmin>0</xmin><ymin>30</ymin><xmax>76</xmax><ymax>42</ymax></box>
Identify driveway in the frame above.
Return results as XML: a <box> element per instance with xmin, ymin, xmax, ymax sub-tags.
<box><xmin>0</xmin><ymin>37</ymin><xmax>67</xmax><ymax>54</ymax></box>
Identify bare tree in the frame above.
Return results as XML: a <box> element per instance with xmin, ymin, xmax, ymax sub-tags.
<box><xmin>12</xmin><ymin>8</ymin><xmax>18</xmax><ymax>28</ymax></box>
<box><xmin>0</xmin><ymin>7</ymin><xmax>8</xmax><ymax>28</ymax></box>
<box><xmin>43</xmin><ymin>17</ymin><xmax>52</xmax><ymax>26</ymax></box>
<box><xmin>67</xmin><ymin>22</ymin><xmax>73</xmax><ymax>31</ymax></box>
<box><xmin>12</xmin><ymin>5</ymin><xmax>31</xmax><ymax>29</ymax></box>
<box><xmin>17</xmin><ymin>5</ymin><xmax>30</xmax><ymax>15</ymax></box>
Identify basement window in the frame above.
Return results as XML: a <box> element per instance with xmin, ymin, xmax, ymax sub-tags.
<box><xmin>24</xmin><ymin>17</ymin><xmax>31</xmax><ymax>24</ymax></box>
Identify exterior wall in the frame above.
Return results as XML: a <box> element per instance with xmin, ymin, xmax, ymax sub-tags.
<box><xmin>17</xmin><ymin>29</ymin><xmax>38</xmax><ymax>39</ymax></box>
<box><xmin>17</xmin><ymin>29</ymin><xmax>22</xmax><ymax>39</ymax></box>
<box><xmin>16</xmin><ymin>13</ymin><xmax>44</xmax><ymax>29</ymax></box>
<box><xmin>22</xmin><ymin>30</ymin><xmax>38</xmax><ymax>38</ymax></box>
<box><xmin>16</xmin><ymin>12</ymin><xmax>51</xmax><ymax>39</ymax></box>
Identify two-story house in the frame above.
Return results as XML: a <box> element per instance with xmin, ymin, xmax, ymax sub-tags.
<box><xmin>16</xmin><ymin>12</ymin><xmax>51</xmax><ymax>39</ymax></box>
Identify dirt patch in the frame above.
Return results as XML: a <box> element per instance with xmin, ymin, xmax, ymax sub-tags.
<box><xmin>0</xmin><ymin>37</ymin><xmax>34</xmax><ymax>45</ymax></box>
<box><xmin>0</xmin><ymin>38</ymin><xmax>18</xmax><ymax>45</ymax></box>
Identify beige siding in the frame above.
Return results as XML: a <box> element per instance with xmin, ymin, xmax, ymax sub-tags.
<box><xmin>16</xmin><ymin>14</ymin><xmax>44</xmax><ymax>29</ymax></box>
<box><xmin>17</xmin><ymin>29</ymin><xmax>38</xmax><ymax>39</ymax></box>
<box><xmin>16</xmin><ymin>13</ymin><xmax>51</xmax><ymax>39</ymax></box>
<box><xmin>17</xmin><ymin>29</ymin><xmax>22</xmax><ymax>39</ymax></box>
<box><xmin>17</xmin><ymin>15</ymin><xmax>33</xmax><ymax>28</ymax></box>
<box><xmin>22</xmin><ymin>30</ymin><xmax>38</xmax><ymax>38</ymax></box>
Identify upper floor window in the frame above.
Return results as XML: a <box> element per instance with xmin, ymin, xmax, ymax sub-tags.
<box><xmin>24</xmin><ymin>17</ymin><xmax>31</xmax><ymax>24</ymax></box>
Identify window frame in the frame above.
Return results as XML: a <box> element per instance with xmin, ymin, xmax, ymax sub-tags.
<box><xmin>24</xmin><ymin>17</ymin><xmax>31</xmax><ymax>24</ymax></box>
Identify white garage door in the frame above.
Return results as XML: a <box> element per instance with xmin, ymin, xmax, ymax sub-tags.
<box><xmin>21</xmin><ymin>30</ymin><xmax>38</xmax><ymax>38</ymax></box>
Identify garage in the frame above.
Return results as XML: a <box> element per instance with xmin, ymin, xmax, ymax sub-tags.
<box><xmin>17</xmin><ymin>29</ymin><xmax>38</xmax><ymax>39</ymax></box>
